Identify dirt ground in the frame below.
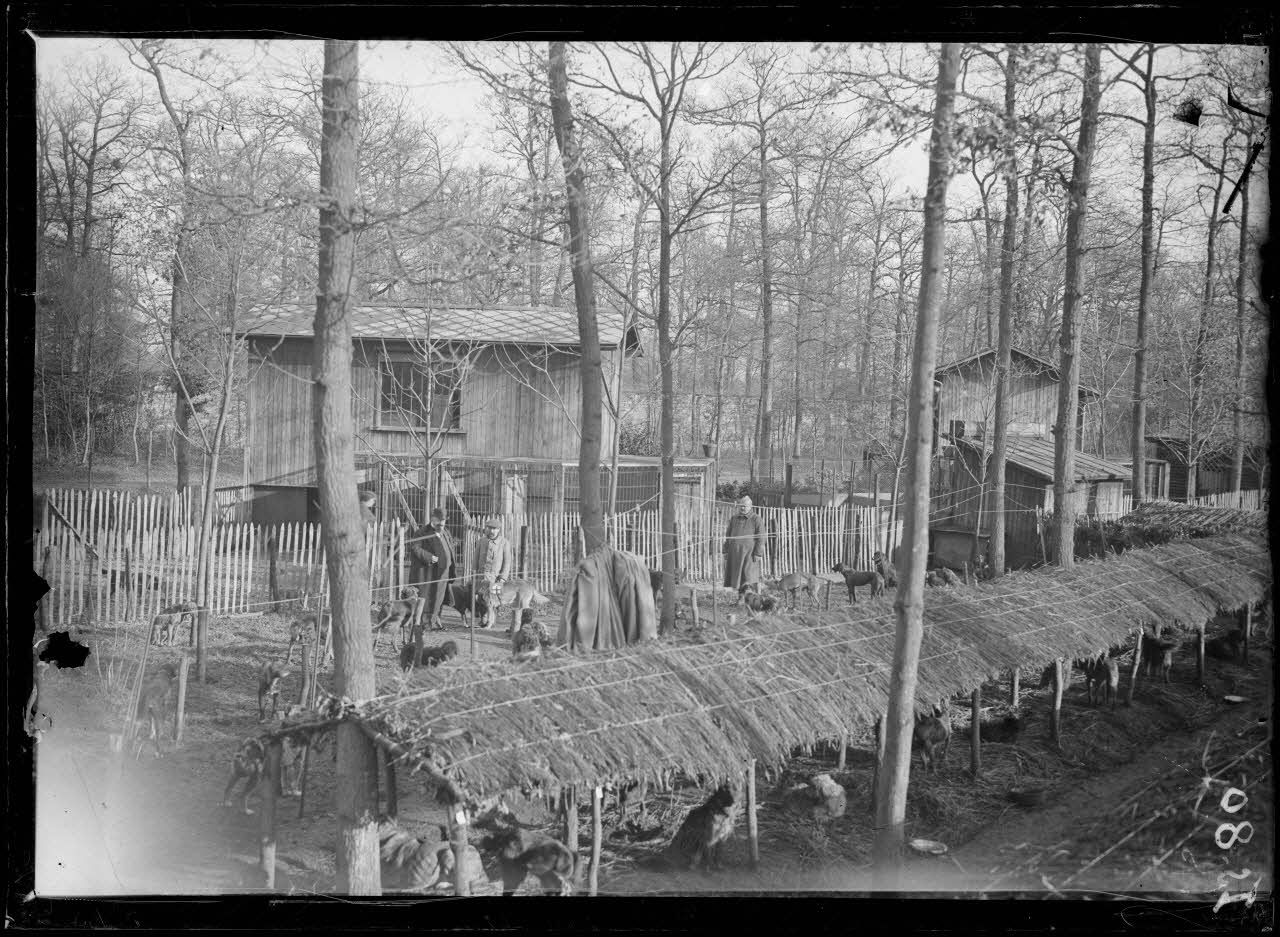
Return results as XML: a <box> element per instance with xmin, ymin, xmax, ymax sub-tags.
<box><xmin>29</xmin><ymin>587</ymin><xmax>1273</xmax><ymax>901</ymax></box>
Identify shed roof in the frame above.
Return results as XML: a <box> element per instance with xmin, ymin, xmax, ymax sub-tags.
<box><xmin>347</xmin><ymin>522</ymin><xmax>1267</xmax><ymax>800</ymax></box>
<box><xmin>938</xmin><ymin>348</ymin><xmax>1101</xmax><ymax>398</ymax></box>
<box><xmin>239</xmin><ymin>302</ymin><xmax>642</xmax><ymax>354</ymax></box>
<box><xmin>956</xmin><ymin>435</ymin><xmax>1129</xmax><ymax>482</ymax></box>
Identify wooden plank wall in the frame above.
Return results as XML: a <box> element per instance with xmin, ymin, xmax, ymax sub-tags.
<box><xmin>249</xmin><ymin>336</ymin><xmax>620</xmax><ymax>488</ymax></box>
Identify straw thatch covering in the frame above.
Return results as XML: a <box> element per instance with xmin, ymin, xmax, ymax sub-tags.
<box><xmin>1113</xmin><ymin>499</ymin><xmax>1269</xmax><ymax>540</ymax></box>
<box><xmin>351</xmin><ymin>529</ymin><xmax>1269</xmax><ymax>801</ymax></box>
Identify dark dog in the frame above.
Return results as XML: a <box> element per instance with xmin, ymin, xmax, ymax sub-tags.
<box><xmin>871</xmin><ymin>551</ymin><xmax>897</xmax><ymax>588</ymax></box>
<box><xmin>1085</xmin><ymin>655</ymin><xmax>1120</xmax><ymax>708</ymax></box>
<box><xmin>742</xmin><ymin>591</ymin><xmax>777</xmax><ymax>614</ymax></box>
<box><xmin>1141</xmin><ymin>633</ymin><xmax>1176</xmax><ymax>684</ymax></box>
<box><xmin>830</xmin><ymin>562</ymin><xmax>885</xmax><ymax>603</ymax></box>
<box><xmin>476</xmin><ymin>803</ymin><xmax>581</xmax><ymax>896</ymax></box>
<box><xmin>399</xmin><ymin>640</ymin><xmax>459</xmax><ymax>672</ymax></box>
<box><xmin>221</xmin><ymin>736</ymin><xmax>266</xmax><ymax>814</ymax></box>
<box><xmin>441</xmin><ymin>581</ymin><xmax>491</xmax><ymax>628</ymax></box>
<box><xmin>104</xmin><ymin>569</ymin><xmax>165</xmax><ymax>596</ymax></box>
<box><xmin>645</xmin><ymin>785</ymin><xmax>739</xmax><ymax>872</ymax></box>
<box><xmin>648</xmin><ymin>567</ymin><xmax>683</xmax><ymax>599</ymax></box>
<box><xmin>257</xmin><ymin>662</ymin><xmax>290</xmax><ymax>722</ymax></box>
<box><xmin>512</xmin><ymin>608</ymin><xmax>554</xmax><ymax>661</ymax></box>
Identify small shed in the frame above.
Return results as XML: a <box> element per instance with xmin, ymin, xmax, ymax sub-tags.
<box><xmin>1145</xmin><ymin>436</ymin><xmax>1269</xmax><ymax>502</ymax></box>
<box><xmin>932</xmin><ymin>436</ymin><xmax>1129</xmax><ymax>569</ymax></box>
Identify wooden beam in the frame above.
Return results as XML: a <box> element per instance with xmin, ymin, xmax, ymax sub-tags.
<box><xmin>745</xmin><ymin>760</ymin><xmax>759</xmax><ymax>870</ymax></box>
<box><xmin>870</xmin><ymin>713</ymin><xmax>885</xmax><ymax>814</ymax></box>
<box><xmin>836</xmin><ymin>730</ymin><xmax>847</xmax><ymax>771</ymax></box>
<box><xmin>385</xmin><ymin>754</ymin><xmax>398</xmax><ymax>820</ymax></box>
<box><xmin>1196</xmin><ymin>623</ymin><xmax>1206</xmax><ymax>682</ymax></box>
<box><xmin>1241</xmin><ymin>604</ymin><xmax>1251</xmax><ymax>664</ymax></box>
<box><xmin>1009</xmin><ymin>667</ymin><xmax>1020</xmax><ymax>710</ymax></box>
<box><xmin>564</xmin><ymin>787</ymin><xmax>579</xmax><ymax>861</ymax></box>
<box><xmin>1126</xmin><ymin>627</ymin><xmax>1144</xmax><ymax>706</ymax></box>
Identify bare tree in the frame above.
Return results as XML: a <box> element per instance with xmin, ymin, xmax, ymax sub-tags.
<box><xmin>547</xmin><ymin>42</ymin><xmax>607</xmax><ymax>553</ymax></box>
<box><xmin>1052</xmin><ymin>43</ymin><xmax>1102</xmax><ymax>569</ymax></box>
<box><xmin>873</xmin><ymin>41</ymin><xmax>961</xmax><ymax>883</ymax></box>
<box><xmin>314</xmin><ymin>39</ymin><xmax>380</xmax><ymax>896</ymax></box>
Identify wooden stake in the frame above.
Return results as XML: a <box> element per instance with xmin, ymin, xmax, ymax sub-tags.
<box><xmin>1050</xmin><ymin>659</ymin><xmax>1064</xmax><ymax>747</ymax></box>
<box><xmin>449</xmin><ymin>802</ymin><xmax>470</xmax><ymax>897</ymax></box>
<box><xmin>1196</xmin><ymin>624</ymin><xmax>1206</xmax><ymax>682</ymax></box>
<box><xmin>260</xmin><ymin>739</ymin><xmax>281</xmax><ymax>889</ymax></box>
<box><xmin>1009</xmin><ymin>667</ymin><xmax>1020</xmax><ymax>710</ymax></box>
<box><xmin>268</xmin><ymin>531</ymin><xmax>279</xmax><ymax>606</ymax></box>
<box><xmin>870</xmin><ymin>713</ymin><xmax>886</xmax><ymax>814</ymax></box>
<box><xmin>299</xmin><ymin>642</ymin><xmax>313</xmax><ymax>709</ymax></box>
<box><xmin>970</xmin><ymin>686</ymin><xmax>982</xmax><ymax>777</ymax></box>
<box><xmin>1241</xmin><ymin>604</ymin><xmax>1251</xmax><ymax>664</ymax></box>
<box><xmin>745</xmin><ymin>760</ymin><xmax>759</xmax><ymax>870</ymax></box>
<box><xmin>564</xmin><ymin>787</ymin><xmax>579</xmax><ymax>860</ymax></box>
<box><xmin>836</xmin><ymin>730</ymin><xmax>847</xmax><ymax>771</ymax></box>
<box><xmin>589</xmin><ymin>785</ymin><xmax>602</xmax><ymax>896</ymax></box>
<box><xmin>385</xmin><ymin>754</ymin><xmax>398</xmax><ymax>820</ymax></box>
<box><xmin>296</xmin><ymin>743</ymin><xmax>312</xmax><ymax>820</ymax></box>
<box><xmin>689</xmin><ymin>586</ymin><xmax>700</xmax><ymax>630</ymax></box>
<box><xmin>173</xmin><ymin>653</ymin><xmax>192</xmax><ymax>744</ymax></box>
<box><xmin>1126</xmin><ymin>627</ymin><xmax>1143</xmax><ymax>706</ymax></box>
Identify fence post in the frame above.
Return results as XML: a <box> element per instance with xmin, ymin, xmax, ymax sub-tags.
<box><xmin>519</xmin><ymin>524</ymin><xmax>529</xmax><ymax>580</ymax></box>
<box><xmin>173</xmin><ymin>653</ymin><xmax>192</xmax><ymax>744</ymax></box>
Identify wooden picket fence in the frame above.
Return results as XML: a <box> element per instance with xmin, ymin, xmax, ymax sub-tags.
<box><xmin>34</xmin><ymin>519</ymin><xmax>405</xmax><ymax>630</ymax></box>
<box><xmin>40</xmin><ymin>486</ymin><xmax>194</xmax><ymax>538</ymax></box>
<box><xmin>34</xmin><ymin>497</ymin><xmax>903</xmax><ymax>627</ymax></box>
<box><xmin>1189</xmin><ymin>489</ymin><xmax>1268</xmax><ymax>511</ymax></box>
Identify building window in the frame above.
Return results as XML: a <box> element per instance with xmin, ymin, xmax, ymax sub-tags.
<box><xmin>378</xmin><ymin>360</ymin><xmax>461</xmax><ymax>430</ymax></box>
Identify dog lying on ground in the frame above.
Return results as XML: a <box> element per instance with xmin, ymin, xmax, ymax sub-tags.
<box><xmin>830</xmin><ymin>562</ymin><xmax>885</xmax><ymax>603</ymax></box>
<box><xmin>399</xmin><ymin>640</ymin><xmax>459</xmax><ymax>672</ymax></box>
<box><xmin>742</xmin><ymin>591</ymin><xmax>777</xmax><ymax>614</ymax></box>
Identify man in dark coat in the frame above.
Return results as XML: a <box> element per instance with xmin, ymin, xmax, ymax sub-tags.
<box><xmin>420</xmin><ymin>508</ymin><xmax>455</xmax><ymax>631</ymax></box>
<box><xmin>723</xmin><ymin>495</ymin><xmax>766</xmax><ymax>592</ymax></box>
<box><xmin>408</xmin><ymin>509</ymin><xmax>453</xmax><ymax>629</ymax></box>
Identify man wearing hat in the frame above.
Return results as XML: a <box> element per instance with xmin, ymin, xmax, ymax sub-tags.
<box><xmin>723</xmin><ymin>495</ymin><xmax>766</xmax><ymax>594</ymax></box>
<box><xmin>476</xmin><ymin>519</ymin><xmax>512</xmax><ymax>629</ymax></box>
<box><xmin>412</xmin><ymin>507</ymin><xmax>455</xmax><ymax>631</ymax></box>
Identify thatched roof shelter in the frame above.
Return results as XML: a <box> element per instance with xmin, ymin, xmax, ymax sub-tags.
<box><xmin>349</xmin><ymin>528</ymin><xmax>1269</xmax><ymax>801</ymax></box>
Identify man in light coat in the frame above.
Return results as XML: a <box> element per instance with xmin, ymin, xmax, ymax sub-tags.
<box><xmin>475</xmin><ymin>520</ymin><xmax>512</xmax><ymax>629</ymax></box>
<box><xmin>723</xmin><ymin>495</ymin><xmax>766</xmax><ymax>594</ymax></box>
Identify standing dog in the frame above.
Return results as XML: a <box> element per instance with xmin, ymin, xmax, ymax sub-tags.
<box><xmin>285</xmin><ymin>615</ymin><xmax>316</xmax><ymax>666</ymax></box>
<box><xmin>914</xmin><ymin>701</ymin><xmax>951</xmax><ymax>775</ymax></box>
<box><xmin>830</xmin><ymin>562</ymin><xmax>886</xmax><ymax>603</ymax></box>
<box><xmin>150</xmin><ymin>601</ymin><xmax>198</xmax><ymax>647</ymax></box>
<box><xmin>221</xmin><ymin>736</ymin><xmax>267</xmax><ymax>813</ymax></box>
<box><xmin>1086</xmin><ymin>655</ymin><xmax>1120</xmax><ymax>708</ymax></box>
<box><xmin>767</xmin><ymin>573</ymin><xmax>821</xmax><ymax>610</ymax></box>
<box><xmin>441</xmin><ymin>581</ymin><xmax>491</xmax><ymax>628</ymax></box>
<box><xmin>257</xmin><ymin>662</ymin><xmax>290</xmax><ymax>723</ymax></box>
<box><xmin>133</xmin><ymin>662</ymin><xmax>179</xmax><ymax>759</ymax></box>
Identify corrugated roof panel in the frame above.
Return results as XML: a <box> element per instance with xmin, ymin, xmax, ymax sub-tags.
<box><xmin>957</xmin><ymin>435</ymin><xmax>1128</xmax><ymax>481</ymax></box>
<box><xmin>240</xmin><ymin>302</ymin><xmax>631</xmax><ymax>349</ymax></box>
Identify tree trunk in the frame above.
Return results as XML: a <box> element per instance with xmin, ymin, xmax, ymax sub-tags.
<box><xmin>754</xmin><ymin>126</ymin><xmax>775</xmax><ymax>484</ymax></box>
<box><xmin>1131</xmin><ymin>45</ymin><xmax>1157</xmax><ymax>506</ymax></box>
<box><xmin>657</xmin><ymin>133</ymin><xmax>677</xmax><ymax>634</ymax></box>
<box><xmin>988</xmin><ymin>44</ymin><xmax>1019</xmax><ymax>578</ymax></box>
<box><xmin>315</xmin><ymin>39</ymin><xmax>380</xmax><ymax>896</ymax></box>
<box><xmin>1230</xmin><ymin>134</ymin><xmax>1251</xmax><ymax>493</ymax></box>
<box><xmin>1052</xmin><ymin>43</ymin><xmax>1101</xmax><ymax>570</ymax></box>
<box><xmin>872</xmin><ymin>42</ymin><xmax>960</xmax><ymax>885</ymax></box>
<box><xmin>549</xmin><ymin>42</ymin><xmax>605</xmax><ymax>554</ymax></box>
